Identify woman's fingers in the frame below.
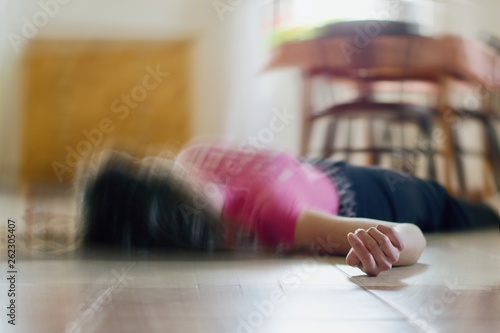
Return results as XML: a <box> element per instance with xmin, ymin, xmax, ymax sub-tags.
<box><xmin>346</xmin><ymin>247</ymin><xmax>361</xmax><ymax>267</ymax></box>
<box><xmin>347</xmin><ymin>226</ymin><xmax>405</xmax><ymax>276</ymax></box>
<box><xmin>376</xmin><ymin>225</ymin><xmax>405</xmax><ymax>251</ymax></box>
<box><xmin>355</xmin><ymin>229</ymin><xmax>393</xmax><ymax>273</ymax></box>
<box><xmin>347</xmin><ymin>232</ymin><xmax>378</xmax><ymax>275</ymax></box>
<box><xmin>367</xmin><ymin>227</ymin><xmax>400</xmax><ymax>263</ymax></box>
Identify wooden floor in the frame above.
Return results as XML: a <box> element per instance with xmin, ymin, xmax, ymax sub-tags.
<box><xmin>0</xmin><ymin>188</ymin><xmax>499</xmax><ymax>333</ymax></box>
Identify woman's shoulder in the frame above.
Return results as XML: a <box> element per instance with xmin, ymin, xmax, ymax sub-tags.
<box><xmin>175</xmin><ymin>141</ymin><xmax>230</xmax><ymax>168</ymax></box>
<box><xmin>177</xmin><ymin>140</ymin><xmax>295</xmax><ymax>162</ymax></box>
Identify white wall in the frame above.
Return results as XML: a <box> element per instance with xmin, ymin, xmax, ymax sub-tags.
<box><xmin>421</xmin><ymin>0</ymin><xmax>500</xmax><ymax>39</ymax></box>
<box><xmin>221</xmin><ymin>1</ymin><xmax>302</xmax><ymax>154</ymax></box>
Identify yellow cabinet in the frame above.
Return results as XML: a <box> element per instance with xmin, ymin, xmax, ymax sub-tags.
<box><xmin>21</xmin><ymin>39</ymin><xmax>193</xmax><ymax>184</ymax></box>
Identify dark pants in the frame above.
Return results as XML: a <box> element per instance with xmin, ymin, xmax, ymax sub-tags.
<box><xmin>301</xmin><ymin>158</ymin><xmax>500</xmax><ymax>232</ymax></box>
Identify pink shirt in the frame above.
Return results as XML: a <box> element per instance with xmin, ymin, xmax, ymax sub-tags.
<box><xmin>176</xmin><ymin>144</ymin><xmax>339</xmax><ymax>249</ymax></box>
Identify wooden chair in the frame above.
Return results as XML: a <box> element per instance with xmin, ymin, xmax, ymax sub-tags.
<box><xmin>301</xmin><ymin>20</ymin><xmax>438</xmax><ymax>180</ymax></box>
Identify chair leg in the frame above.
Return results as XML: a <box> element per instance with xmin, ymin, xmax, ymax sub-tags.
<box><xmin>373</xmin><ymin>119</ymin><xmax>384</xmax><ymax>165</ymax></box>
<box><xmin>301</xmin><ymin>75</ymin><xmax>313</xmax><ymax>155</ymax></box>
<box><xmin>345</xmin><ymin>117</ymin><xmax>352</xmax><ymax>162</ymax></box>
<box><xmin>301</xmin><ymin>119</ymin><xmax>313</xmax><ymax>157</ymax></box>
<box><xmin>450</xmin><ymin>125</ymin><xmax>467</xmax><ymax>198</ymax></box>
<box><xmin>366</xmin><ymin>116</ymin><xmax>375</xmax><ymax>165</ymax></box>
<box><xmin>322</xmin><ymin>116</ymin><xmax>338</xmax><ymax>158</ymax></box>
<box><xmin>400</xmin><ymin>118</ymin><xmax>410</xmax><ymax>173</ymax></box>
<box><xmin>381</xmin><ymin>121</ymin><xmax>397</xmax><ymax>169</ymax></box>
<box><xmin>483</xmin><ymin>119</ymin><xmax>500</xmax><ymax>192</ymax></box>
<box><xmin>419</xmin><ymin>115</ymin><xmax>437</xmax><ymax>180</ymax></box>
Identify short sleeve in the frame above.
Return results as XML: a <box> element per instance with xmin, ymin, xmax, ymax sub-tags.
<box><xmin>256</xmin><ymin>189</ymin><xmax>304</xmax><ymax>249</ymax></box>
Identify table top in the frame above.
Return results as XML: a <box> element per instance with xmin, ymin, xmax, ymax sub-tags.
<box><xmin>267</xmin><ymin>34</ymin><xmax>500</xmax><ymax>88</ymax></box>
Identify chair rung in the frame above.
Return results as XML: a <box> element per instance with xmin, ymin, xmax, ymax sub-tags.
<box><xmin>328</xmin><ymin>148</ymin><xmax>487</xmax><ymax>158</ymax></box>
<box><xmin>455</xmin><ymin>149</ymin><xmax>486</xmax><ymax>157</ymax></box>
<box><xmin>330</xmin><ymin>148</ymin><xmax>432</xmax><ymax>154</ymax></box>
<box><xmin>310</xmin><ymin>101</ymin><xmax>435</xmax><ymax>120</ymax></box>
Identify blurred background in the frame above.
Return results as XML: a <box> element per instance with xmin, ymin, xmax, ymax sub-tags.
<box><xmin>1</xmin><ymin>3</ymin><xmax>499</xmax><ymax>331</ymax></box>
<box><xmin>0</xmin><ymin>0</ymin><xmax>499</xmax><ymax>200</ymax></box>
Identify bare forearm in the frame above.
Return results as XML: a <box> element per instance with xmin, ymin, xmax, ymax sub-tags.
<box><xmin>294</xmin><ymin>210</ymin><xmax>426</xmax><ymax>266</ymax></box>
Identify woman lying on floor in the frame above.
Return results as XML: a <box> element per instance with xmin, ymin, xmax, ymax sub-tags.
<box><xmin>78</xmin><ymin>143</ymin><xmax>500</xmax><ymax>276</ymax></box>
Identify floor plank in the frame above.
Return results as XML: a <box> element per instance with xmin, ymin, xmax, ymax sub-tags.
<box><xmin>0</xmin><ymin>190</ymin><xmax>499</xmax><ymax>333</ymax></box>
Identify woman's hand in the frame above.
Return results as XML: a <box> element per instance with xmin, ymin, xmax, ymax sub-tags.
<box><xmin>345</xmin><ymin>225</ymin><xmax>405</xmax><ymax>276</ymax></box>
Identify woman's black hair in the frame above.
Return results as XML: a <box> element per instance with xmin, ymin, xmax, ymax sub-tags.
<box><xmin>80</xmin><ymin>154</ymin><xmax>226</xmax><ymax>252</ymax></box>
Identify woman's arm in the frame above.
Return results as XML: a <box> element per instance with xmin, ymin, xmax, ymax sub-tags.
<box><xmin>294</xmin><ymin>209</ymin><xmax>427</xmax><ymax>275</ymax></box>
